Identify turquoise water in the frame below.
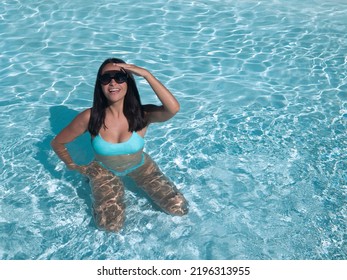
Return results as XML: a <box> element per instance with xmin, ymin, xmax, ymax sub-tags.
<box><xmin>1</xmin><ymin>0</ymin><xmax>347</xmax><ymax>260</ymax></box>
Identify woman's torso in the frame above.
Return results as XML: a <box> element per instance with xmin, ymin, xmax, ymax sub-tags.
<box><xmin>90</xmin><ymin>109</ymin><xmax>148</xmax><ymax>174</ymax></box>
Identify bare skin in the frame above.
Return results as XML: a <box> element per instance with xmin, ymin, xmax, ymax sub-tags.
<box><xmin>51</xmin><ymin>62</ymin><xmax>188</xmax><ymax>232</ymax></box>
<box><xmin>51</xmin><ymin>63</ymin><xmax>180</xmax><ymax>172</ymax></box>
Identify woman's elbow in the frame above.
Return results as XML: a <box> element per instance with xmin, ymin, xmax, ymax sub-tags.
<box><xmin>172</xmin><ymin>102</ymin><xmax>180</xmax><ymax>115</ymax></box>
<box><xmin>50</xmin><ymin>138</ymin><xmax>56</xmax><ymax>148</ymax></box>
<box><xmin>50</xmin><ymin>138</ymin><xmax>64</xmax><ymax>150</ymax></box>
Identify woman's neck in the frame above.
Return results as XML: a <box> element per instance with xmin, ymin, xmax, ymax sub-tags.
<box><xmin>107</xmin><ymin>102</ymin><xmax>124</xmax><ymax>118</ymax></box>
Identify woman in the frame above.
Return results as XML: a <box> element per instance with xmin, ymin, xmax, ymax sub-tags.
<box><xmin>51</xmin><ymin>58</ymin><xmax>188</xmax><ymax>232</ymax></box>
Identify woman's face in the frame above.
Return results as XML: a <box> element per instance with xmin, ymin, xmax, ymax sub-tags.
<box><xmin>100</xmin><ymin>63</ymin><xmax>128</xmax><ymax>104</ymax></box>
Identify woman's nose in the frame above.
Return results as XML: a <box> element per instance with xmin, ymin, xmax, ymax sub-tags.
<box><xmin>109</xmin><ymin>78</ymin><xmax>117</xmax><ymax>84</ymax></box>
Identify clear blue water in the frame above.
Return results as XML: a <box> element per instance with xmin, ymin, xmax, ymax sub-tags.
<box><xmin>1</xmin><ymin>0</ymin><xmax>346</xmax><ymax>260</ymax></box>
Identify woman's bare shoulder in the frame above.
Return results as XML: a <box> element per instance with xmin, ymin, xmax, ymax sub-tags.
<box><xmin>68</xmin><ymin>108</ymin><xmax>91</xmax><ymax>131</ymax></box>
<box><xmin>77</xmin><ymin>108</ymin><xmax>92</xmax><ymax>121</ymax></box>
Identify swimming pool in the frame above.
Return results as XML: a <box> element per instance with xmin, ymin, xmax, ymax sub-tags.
<box><xmin>1</xmin><ymin>0</ymin><xmax>346</xmax><ymax>260</ymax></box>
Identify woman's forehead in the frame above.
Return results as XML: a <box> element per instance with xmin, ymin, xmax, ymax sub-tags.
<box><xmin>102</xmin><ymin>63</ymin><xmax>122</xmax><ymax>73</ymax></box>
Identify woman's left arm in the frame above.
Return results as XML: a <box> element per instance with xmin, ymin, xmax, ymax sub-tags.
<box><xmin>118</xmin><ymin>63</ymin><xmax>180</xmax><ymax>123</ymax></box>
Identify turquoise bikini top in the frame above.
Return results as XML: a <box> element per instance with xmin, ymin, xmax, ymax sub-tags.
<box><xmin>92</xmin><ymin>132</ymin><xmax>145</xmax><ymax>156</ymax></box>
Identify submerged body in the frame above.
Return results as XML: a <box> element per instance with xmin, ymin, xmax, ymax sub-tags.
<box><xmin>86</xmin><ymin>153</ymin><xmax>188</xmax><ymax>232</ymax></box>
<box><xmin>87</xmin><ymin>128</ymin><xmax>188</xmax><ymax>232</ymax></box>
<box><xmin>51</xmin><ymin>58</ymin><xmax>188</xmax><ymax>232</ymax></box>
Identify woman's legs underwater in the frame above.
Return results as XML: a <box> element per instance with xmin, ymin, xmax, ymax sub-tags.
<box><xmin>85</xmin><ymin>162</ymin><xmax>125</xmax><ymax>232</ymax></box>
<box><xmin>84</xmin><ymin>154</ymin><xmax>188</xmax><ymax>232</ymax></box>
<box><xmin>128</xmin><ymin>154</ymin><xmax>188</xmax><ymax>216</ymax></box>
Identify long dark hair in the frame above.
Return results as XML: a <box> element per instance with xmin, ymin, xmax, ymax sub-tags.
<box><xmin>88</xmin><ymin>58</ymin><xmax>147</xmax><ymax>136</ymax></box>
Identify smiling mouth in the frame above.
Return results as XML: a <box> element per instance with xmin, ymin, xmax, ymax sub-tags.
<box><xmin>109</xmin><ymin>88</ymin><xmax>120</xmax><ymax>93</ymax></box>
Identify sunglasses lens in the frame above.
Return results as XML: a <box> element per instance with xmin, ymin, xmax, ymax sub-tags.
<box><xmin>115</xmin><ymin>72</ymin><xmax>127</xmax><ymax>83</ymax></box>
<box><xmin>99</xmin><ymin>74</ymin><xmax>112</xmax><ymax>85</ymax></box>
<box><xmin>99</xmin><ymin>72</ymin><xmax>127</xmax><ymax>85</ymax></box>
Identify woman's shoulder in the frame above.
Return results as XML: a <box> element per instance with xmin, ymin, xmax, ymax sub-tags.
<box><xmin>80</xmin><ymin>108</ymin><xmax>92</xmax><ymax>117</ymax></box>
<box><xmin>74</xmin><ymin>108</ymin><xmax>92</xmax><ymax>124</ymax></box>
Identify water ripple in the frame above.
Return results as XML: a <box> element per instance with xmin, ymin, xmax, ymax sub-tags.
<box><xmin>1</xmin><ymin>0</ymin><xmax>347</xmax><ymax>260</ymax></box>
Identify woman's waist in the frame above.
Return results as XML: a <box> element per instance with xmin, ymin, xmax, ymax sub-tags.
<box><xmin>94</xmin><ymin>150</ymin><xmax>144</xmax><ymax>173</ymax></box>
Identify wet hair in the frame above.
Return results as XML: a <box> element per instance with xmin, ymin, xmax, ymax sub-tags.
<box><xmin>88</xmin><ymin>58</ymin><xmax>147</xmax><ymax>136</ymax></box>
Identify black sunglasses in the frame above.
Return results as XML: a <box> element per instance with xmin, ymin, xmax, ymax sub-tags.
<box><xmin>99</xmin><ymin>71</ymin><xmax>128</xmax><ymax>85</ymax></box>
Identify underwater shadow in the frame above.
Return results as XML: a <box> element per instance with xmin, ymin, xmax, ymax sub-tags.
<box><xmin>35</xmin><ymin>105</ymin><xmax>94</xmax><ymax>225</ymax></box>
<box><xmin>36</xmin><ymin>105</ymin><xmax>93</xmax><ymax>171</ymax></box>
